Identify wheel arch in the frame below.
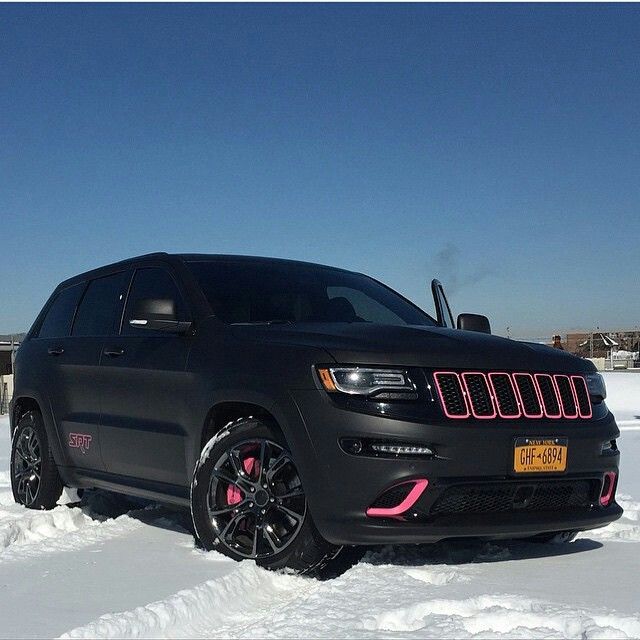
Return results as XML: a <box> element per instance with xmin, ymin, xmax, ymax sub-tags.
<box><xmin>191</xmin><ymin>392</ymin><xmax>318</xmax><ymax>498</ymax></box>
<box><xmin>11</xmin><ymin>396</ymin><xmax>42</xmax><ymax>435</ymax></box>
<box><xmin>200</xmin><ymin>401</ymin><xmax>283</xmax><ymax>451</ymax></box>
<box><xmin>10</xmin><ymin>393</ymin><xmax>72</xmax><ymax>474</ymax></box>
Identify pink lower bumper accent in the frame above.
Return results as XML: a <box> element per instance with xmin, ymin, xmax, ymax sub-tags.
<box><xmin>600</xmin><ymin>471</ymin><xmax>617</xmax><ymax>507</ymax></box>
<box><xmin>366</xmin><ymin>479</ymin><xmax>429</xmax><ymax>518</ymax></box>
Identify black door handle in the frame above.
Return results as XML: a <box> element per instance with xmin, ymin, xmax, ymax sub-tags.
<box><xmin>47</xmin><ymin>347</ymin><xmax>64</xmax><ymax>356</ymax></box>
<box><xmin>103</xmin><ymin>347</ymin><xmax>124</xmax><ymax>357</ymax></box>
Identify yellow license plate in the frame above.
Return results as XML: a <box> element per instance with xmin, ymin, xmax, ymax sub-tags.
<box><xmin>514</xmin><ymin>437</ymin><xmax>567</xmax><ymax>473</ymax></box>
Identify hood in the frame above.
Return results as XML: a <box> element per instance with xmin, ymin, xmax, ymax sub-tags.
<box><xmin>231</xmin><ymin>323</ymin><xmax>593</xmax><ymax>373</ymax></box>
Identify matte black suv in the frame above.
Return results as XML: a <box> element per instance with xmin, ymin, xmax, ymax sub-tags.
<box><xmin>10</xmin><ymin>253</ymin><xmax>621</xmax><ymax>574</ymax></box>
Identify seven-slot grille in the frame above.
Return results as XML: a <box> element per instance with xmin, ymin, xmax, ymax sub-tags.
<box><xmin>433</xmin><ymin>371</ymin><xmax>592</xmax><ymax>420</ymax></box>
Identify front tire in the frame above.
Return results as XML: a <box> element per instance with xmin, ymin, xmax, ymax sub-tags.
<box><xmin>191</xmin><ymin>417</ymin><xmax>341</xmax><ymax>576</ymax></box>
<box><xmin>11</xmin><ymin>410</ymin><xmax>63</xmax><ymax>510</ymax></box>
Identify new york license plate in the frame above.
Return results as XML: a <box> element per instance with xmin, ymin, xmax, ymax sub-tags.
<box><xmin>513</xmin><ymin>437</ymin><xmax>568</xmax><ymax>473</ymax></box>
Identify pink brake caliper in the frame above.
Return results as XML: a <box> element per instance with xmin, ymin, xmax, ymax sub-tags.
<box><xmin>225</xmin><ymin>455</ymin><xmax>261</xmax><ymax>505</ymax></box>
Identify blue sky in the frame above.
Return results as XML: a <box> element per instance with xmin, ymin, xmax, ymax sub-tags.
<box><xmin>2</xmin><ymin>4</ymin><xmax>639</xmax><ymax>337</ymax></box>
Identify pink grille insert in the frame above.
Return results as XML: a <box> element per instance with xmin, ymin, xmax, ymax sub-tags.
<box><xmin>434</xmin><ymin>371</ymin><xmax>593</xmax><ymax>421</ymax></box>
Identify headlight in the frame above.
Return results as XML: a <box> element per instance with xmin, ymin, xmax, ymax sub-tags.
<box><xmin>317</xmin><ymin>366</ymin><xmax>415</xmax><ymax>396</ymax></box>
<box><xmin>585</xmin><ymin>372</ymin><xmax>607</xmax><ymax>399</ymax></box>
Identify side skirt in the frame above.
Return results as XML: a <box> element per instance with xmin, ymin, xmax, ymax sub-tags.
<box><xmin>59</xmin><ymin>466</ymin><xmax>191</xmax><ymax>507</ymax></box>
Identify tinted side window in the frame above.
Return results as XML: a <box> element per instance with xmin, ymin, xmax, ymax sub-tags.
<box><xmin>122</xmin><ymin>268</ymin><xmax>188</xmax><ymax>335</ymax></box>
<box><xmin>37</xmin><ymin>283</ymin><xmax>85</xmax><ymax>338</ymax></box>
<box><xmin>72</xmin><ymin>272</ymin><xmax>130</xmax><ymax>337</ymax></box>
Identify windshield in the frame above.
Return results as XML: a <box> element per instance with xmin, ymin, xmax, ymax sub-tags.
<box><xmin>187</xmin><ymin>260</ymin><xmax>436</xmax><ymax>327</ymax></box>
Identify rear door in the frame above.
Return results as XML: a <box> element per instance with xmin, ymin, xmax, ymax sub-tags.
<box><xmin>29</xmin><ymin>271</ymin><xmax>130</xmax><ymax>472</ymax></box>
<box><xmin>98</xmin><ymin>265</ymin><xmax>193</xmax><ymax>486</ymax></box>
<box><xmin>24</xmin><ymin>282</ymin><xmax>91</xmax><ymax>467</ymax></box>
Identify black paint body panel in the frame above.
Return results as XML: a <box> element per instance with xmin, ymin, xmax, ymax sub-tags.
<box><xmin>11</xmin><ymin>253</ymin><xmax>621</xmax><ymax>545</ymax></box>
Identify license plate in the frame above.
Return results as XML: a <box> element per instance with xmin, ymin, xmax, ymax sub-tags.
<box><xmin>514</xmin><ymin>437</ymin><xmax>567</xmax><ymax>473</ymax></box>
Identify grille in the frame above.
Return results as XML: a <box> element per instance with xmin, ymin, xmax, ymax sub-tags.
<box><xmin>555</xmin><ymin>375</ymin><xmax>578</xmax><ymax>418</ymax></box>
<box><xmin>535</xmin><ymin>374</ymin><xmax>561</xmax><ymax>418</ymax></box>
<box><xmin>433</xmin><ymin>371</ymin><xmax>592</xmax><ymax>421</ymax></box>
<box><xmin>514</xmin><ymin>374</ymin><xmax>543</xmax><ymax>417</ymax></box>
<box><xmin>369</xmin><ymin>483</ymin><xmax>414</xmax><ymax>509</ymax></box>
<box><xmin>572</xmin><ymin>376</ymin><xmax>593</xmax><ymax>419</ymax></box>
<box><xmin>433</xmin><ymin>373</ymin><xmax>469</xmax><ymax>418</ymax></box>
<box><xmin>488</xmin><ymin>373</ymin><xmax>520</xmax><ymax>417</ymax></box>
<box><xmin>461</xmin><ymin>373</ymin><xmax>495</xmax><ymax>418</ymax></box>
<box><xmin>430</xmin><ymin>480</ymin><xmax>596</xmax><ymax>515</ymax></box>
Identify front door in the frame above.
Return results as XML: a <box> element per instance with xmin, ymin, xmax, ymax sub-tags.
<box><xmin>98</xmin><ymin>266</ymin><xmax>193</xmax><ymax>487</ymax></box>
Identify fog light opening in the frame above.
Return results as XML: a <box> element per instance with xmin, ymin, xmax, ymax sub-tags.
<box><xmin>600</xmin><ymin>471</ymin><xmax>617</xmax><ymax>507</ymax></box>
<box><xmin>366</xmin><ymin>479</ymin><xmax>429</xmax><ymax>518</ymax></box>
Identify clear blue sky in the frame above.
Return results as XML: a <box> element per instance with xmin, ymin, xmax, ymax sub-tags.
<box><xmin>2</xmin><ymin>3</ymin><xmax>639</xmax><ymax>338</ymax></box>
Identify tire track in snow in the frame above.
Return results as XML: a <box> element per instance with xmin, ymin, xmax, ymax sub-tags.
<box><xmin>59</xmin><ymin>552</ymin><xmax>474</xmax><ymax>639</ymax></box>
<box><xmin>0</xmin><ymin>505</ymin><xmax>142</xmax><ymax>563</ymax></box>
<box><xmin>60</xmin><ymin>562</ymin><xmax>319</xmax><ymax>639</ymax></box>
<box><xmin>363</xmin><ymin>593</ymin><xmax>640</xmax><ymax>638</ymax></box>
<box><xmin>0</xmin><ymin>483</ymin><xmax>151</xmax><ymax>564</ymax></box>
<box><xmin>60</xmin><ymin>539</ymin><xmax>640</xmax><ymax>640</ymax></box>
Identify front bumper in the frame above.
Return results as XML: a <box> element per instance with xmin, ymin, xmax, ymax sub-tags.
<box><xmin>291</xmin><ymin>390</ymin><xmax>622</xmax><ymax>545</ymax></box>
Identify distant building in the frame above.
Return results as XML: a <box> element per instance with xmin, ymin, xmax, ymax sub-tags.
<box><xmin>0</xmin><ymin>334</ymin><xmax>23</xmax><ymax>375</ymax></box>
<box><xmin>565</xmin><ymin>330</ymin><xmax>640</xmax><ymax>358</ymax></box>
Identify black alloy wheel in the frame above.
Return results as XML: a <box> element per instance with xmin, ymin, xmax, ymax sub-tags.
<box><xmin>207</xmin><ymin>438</ymin><xmax>306</xmax><ymax>560</ymax></box>
<box><xmin>11</xmin><ymin>410</ymin><xmax>64</xmax><ymax>510</ymax></box>
<box><xmin>12</xmin><ymin>424</ymin><xmax>42</xmax><ymax>506</ymax></box>
<box><xmin>191</xmin><ymin>417</ymin><xmax>342</xmax><ymax>576</ymax></box>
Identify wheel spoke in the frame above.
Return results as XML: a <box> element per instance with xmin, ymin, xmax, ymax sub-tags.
<box><xmin>258</xmin><ymin>440</ymin><xmax>271</xmax><ymax>482</ymax></box>
<box><xmin>251</xmin><ymin>524</ymin><xmax>259</xmax><ymax>556</ymax></box>
<box><xmin>266</xmin><ymin>453</ymin><xmax>289</xmax><ymax>482</ymax></box>
<box><xmin>210</xmin><ymin>499</ymin><xmax>250</xmax><ymax>517</ymax></box>
<box><xmin>211</xmin><ymin>469</ymin><xmax>252</xmax><ymax>493</ymax></box>
<box><xmin>16</xmin><ymin>476</ymin><xmax>28</xmax><ymax>497</ymax></box>
<box><xmin>276</xmin><ymin>486</ymin><xmax>304</xmax><ymax>500</ymax></box>
<box><xmin>263</xmin><ymin>526</ymin><xmax>280</xmax><ymax>552</ymax></box>
<box><xmin>228</xmin><ymin>448</ymin><xmax>245</xmax><ymax>480</ymax></box>
<box><xmin>27</xmin><ymin>434</ymin><xmax>38</xmax><ymax>460</ymax></box>
<box><xmin>220</xmin><ymin>511</ymin><xmax>246</xmax><ymax>541</ymax></box>
<box><xmin>276</xmin><ymin>504</ymin><xmax>303</xmax><ymax>523</ymax></box>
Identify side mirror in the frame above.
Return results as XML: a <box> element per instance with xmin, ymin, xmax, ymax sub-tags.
<box><xmin>457</xmin><ymin>313</ymin><xmax>491</xmax><ymax>335</ymax></box>
<box><xmin>129</xmin><ymin>298</ymin><xmax>192</xmax><ymax>334</ymax></box>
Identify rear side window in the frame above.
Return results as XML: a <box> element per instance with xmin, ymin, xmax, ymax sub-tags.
<box><xmin>72</xmin><ymin>272</ymin><xmax>130</xmax><ymax>337</ymax></box>
<box><xmin>37</xmin><ymin>283</ymin><xmax>85</xmax><ymax>338</ymax></box>
<box><xmin>122</xmin><ymin>268</ymin><xmax>188</xmax><ymax>335</ymax></box>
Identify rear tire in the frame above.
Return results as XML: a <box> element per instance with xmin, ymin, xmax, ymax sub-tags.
<box><xmin>191</xmin><ymin>417</ymin><xmax>342</xmax><ymax>576</ymax></box>
<box><xmin>11</xmin><ymin>410</ymin><xmax>63</xmax><ymax>510</ymax></box>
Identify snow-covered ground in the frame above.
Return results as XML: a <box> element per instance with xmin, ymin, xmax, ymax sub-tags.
<box><xmin>1</xmin><ymin>372</ymin><xmax>639</xmax><ymax>639</ymax></box>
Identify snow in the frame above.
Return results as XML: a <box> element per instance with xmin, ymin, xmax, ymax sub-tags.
<box><xmin>602</xmin><ymin>372</ymin><xmax>640</xmax><ymax>426</ymax></box>
<box><xmin>1</xmin><ymin>373</ymin><xmax>639</xmax><ymax>639</ymax></box>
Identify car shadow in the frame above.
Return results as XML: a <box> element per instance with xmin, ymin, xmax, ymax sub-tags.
<box><xmin>361</xmin><ymin>535</ymin><xmax>603</xmax><ymax>570</ymax></box>
<box><xmin>67</xmin><ymin>488</ymin><xmax>605</xmax><ymax>580</ymax></box>
<box><xmin>73</xmin><ymin>488</ymin><xmax>195</xmax><ymax>536</ymax></box>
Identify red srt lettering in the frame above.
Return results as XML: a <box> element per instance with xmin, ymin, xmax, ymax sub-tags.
<box><xmin>68</xmin><ymin>433</ymin><xmax>92</xmax><ymax>454</ymax></box>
